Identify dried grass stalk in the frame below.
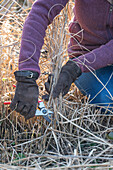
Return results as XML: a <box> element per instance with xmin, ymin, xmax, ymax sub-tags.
<box><xmin>1</xmin><ymin>0</ymin><xmax>113</xmax><ymax>169</ymax></box>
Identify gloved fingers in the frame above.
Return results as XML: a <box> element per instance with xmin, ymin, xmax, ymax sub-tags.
<box><xmin>52</xmin><ymin>79</ymin><xmax>71</xmax><ymax>98</ymax></box>
<box><xmin>42</xmin><ymin>94</ymin><xmax>49</xmax><ymax>101</ymax></box>
<box><xmin>20</xmin><ymin>104</ymin><xmax>31</xmax><ymax>117</ymax></box>
<box><xmin>52</xmin><ymin>90</ymin><xmax>58</xmax><ymax>99</ymax></box>
<box><xmin>48</xmin><ymin>74</ymin><xmax>54</xmax><ymax>83</ymax></box>
<box><xmin>15</xmin><ymin>101</ymin><xmax>25</xmax><ymax>113</ymax></box>
<box><xmin>10</xmin><ymin>99</ymin><xmax>18</xmax><ymax>111</ymax></box>
<box><xmin>52</xmin><ymin>82</ymin><xmax>63</xmax><ymax>99</ymax></box>
<box><xmin>45</xmin><ymin>82</ymin><xmax>51</xmax><ymax>93</ymax></box>
<box><xmin>62</xmin><ymin>86</ymin><xmax>70</xmax><ymax>96</ymax></box>
<box><xmin>62</xmin><ymin>81</ymin><xmax>71</xmax><ymax>96</ymax></box>
<box><xmin>24</xmin><ymin>105</ymin><xmax>36</xmax><ymax>120</ymax></box>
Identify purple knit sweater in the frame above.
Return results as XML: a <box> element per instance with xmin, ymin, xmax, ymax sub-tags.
<box><xmin>19</xmin><ymin>0</ymin><xmax>113</xmax><ymax>74</ymax></box>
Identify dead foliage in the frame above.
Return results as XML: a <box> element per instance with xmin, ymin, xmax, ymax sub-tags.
<box><xmin>1</xmin><ymin>0</ymin><xmax>113</xmax><ymax>169</ymax></box>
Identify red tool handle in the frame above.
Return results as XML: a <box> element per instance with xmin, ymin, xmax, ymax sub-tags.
<box><xmin>4</xmin><ymin>84</ymin><xmax>16</xmax><ymax>105</ymax></box>
<box><xmin>4</xmin><ymin>101</ymin><xmax>11</xmax><ymax>105</ymax></box>
<box><xmin>13</xmin><ymin>84</ymin><xmax>16</xmax><ymax>88</ymax></box>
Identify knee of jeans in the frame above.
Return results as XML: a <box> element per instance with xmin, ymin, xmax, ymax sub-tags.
<box><xmin>93</xmin><ymin>92</ymin><xmax>113</xmax><ymax>107</ymax></box>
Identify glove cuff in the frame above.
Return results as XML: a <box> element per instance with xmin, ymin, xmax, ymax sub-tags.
<box><xmin>14</xmin><ymin>70</ymin><xmax>39</xmax><ymax>80</ymax></box>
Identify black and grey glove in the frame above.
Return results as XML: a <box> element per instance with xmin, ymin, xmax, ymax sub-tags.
<box><xmin>53</xmin><ymin>60</ymin><xmax>82</xmax><ymax>98</ymax></box>
<box><xmin>10</xmin><ymin>70</ymin><xmax>39</xmax><ymax>120</ymax></box>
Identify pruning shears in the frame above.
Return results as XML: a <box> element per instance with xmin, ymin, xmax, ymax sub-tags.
<box><xmin>3</xmin><ymin>84</ymin><xmax>54</xmax><ymax>123</ymax></box>
<box><xmin>4</xmin><ymin>100</ymin><xmax>54</xmax><ymax>123</ymax></box>
<box><xmin>35</xmin><ymin>100</ymin><xmax>54</xmax><ymax>123</ymax></box>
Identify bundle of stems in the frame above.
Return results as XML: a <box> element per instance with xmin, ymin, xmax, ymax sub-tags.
<box><xmin>1</xmin><ymin>0</ymin><xmax>113</xmax><ymax>169</ymax></box>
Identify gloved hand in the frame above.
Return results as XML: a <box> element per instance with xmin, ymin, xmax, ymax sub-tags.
<box><xmin>10</xmin><ymin>70</ymin><xmax>39</xmax><ymax>120</ymax></box>
<box><xmin>53</xmin><ymin>60</ymin><xmax>82</xmax><ymax>98</ymax></box>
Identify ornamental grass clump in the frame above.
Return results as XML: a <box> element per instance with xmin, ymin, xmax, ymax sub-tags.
<box><xmin>0</xmin><ymin>0</ymin><xmax>113</xmax><ymax>169</ymax></box>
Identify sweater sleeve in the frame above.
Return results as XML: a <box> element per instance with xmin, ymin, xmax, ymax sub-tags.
<box><xmin>19</xmin><ymin>0</ymin><xmax>69</xmax><ymax>74</ymax></box>
<box><xmin>73</xmin><ymin>39</ymin><xmax>113</xmax><ymax>72</ymax></box>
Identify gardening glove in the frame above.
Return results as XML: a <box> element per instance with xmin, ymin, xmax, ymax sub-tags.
<box><xmin>42</xmin><ymin>74</ymin><xmax>54</xmax><ymax>101</ymax></box>
<box><xmin>53</xmin><ymin>60</ymin><xmax>82</xmax><ymax>98</ymax></box>
<box><xmin>10</xmin><ymin>70</ymin><xmax>39</xmax><ymax>120</ymax></box>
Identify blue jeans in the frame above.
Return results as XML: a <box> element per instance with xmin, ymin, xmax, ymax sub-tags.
<box><xmin>75</xmin><ymin>66</ymin><xmax>113</xmax><ymax>111</ymax></box>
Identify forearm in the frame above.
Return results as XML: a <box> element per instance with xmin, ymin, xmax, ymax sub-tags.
<box><xmin>19</xmin><ymin>0</ymin><xmax>69</xmax><ymax>74</ymax></box>
<box><xmin>73</xmin><ymin>40</ymin><xmax>113</xmax><ymax>72</ymax></box>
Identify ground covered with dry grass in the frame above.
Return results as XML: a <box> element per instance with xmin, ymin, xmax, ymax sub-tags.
<box><xmin>1</xmin><ymin>0</ymin><xmax>113</xmax><ymax>169</ymax></box>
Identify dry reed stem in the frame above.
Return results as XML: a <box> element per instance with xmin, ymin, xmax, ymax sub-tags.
<box><xmin>1</xmin><ymin>0</ymin><xmax>113</xmax><ymax>169</ymax></box>
<box><xmin>0</xmin><ymin>162</ymin><xmax>113</xmax><ymax>170</ymax></box>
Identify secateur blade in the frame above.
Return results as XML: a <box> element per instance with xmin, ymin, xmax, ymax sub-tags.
<box><xmin>35</xmin><ymin>101</ymin><xmax>54</xmax><ymax>123</ymax></box>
